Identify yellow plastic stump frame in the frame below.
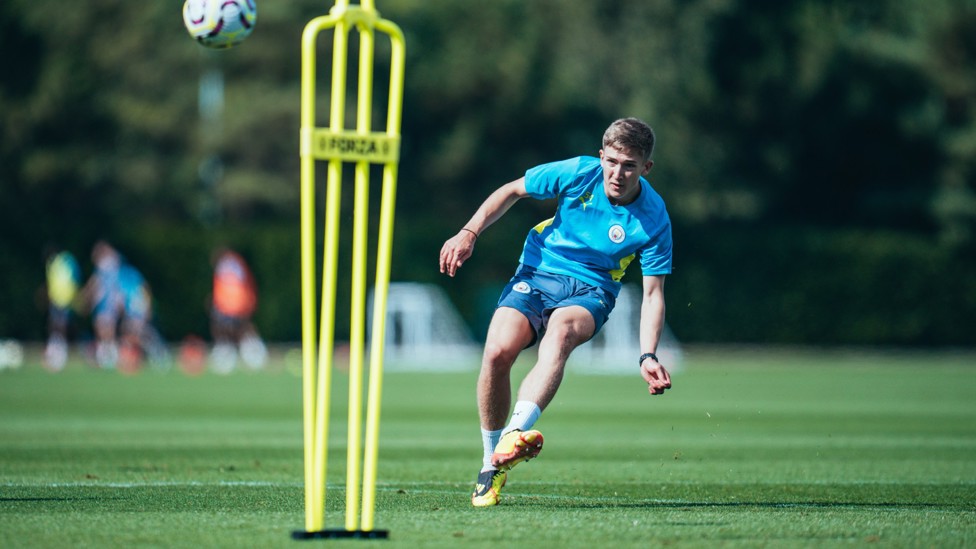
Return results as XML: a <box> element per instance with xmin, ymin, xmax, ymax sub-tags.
<box><xmin>296</xmin><ymin>0</ymin><xmax>404</xmax><ymax>538</ymax></box>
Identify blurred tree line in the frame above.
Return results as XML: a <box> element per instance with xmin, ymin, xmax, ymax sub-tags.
<box><xmin>1</xmin><ymin>0</ymin><xmax>974</xmax><ymax>346</ymax></box>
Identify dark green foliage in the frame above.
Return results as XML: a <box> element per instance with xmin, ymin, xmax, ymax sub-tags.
<box><xmin>2</xmin><ymin>0</ymin><xmax>975</xmax><ymax>344</ymax></box>
<box><xmin>668</xmin><ymin>226</ymin><xmax>976</xmax><ymax>344</ymax></box>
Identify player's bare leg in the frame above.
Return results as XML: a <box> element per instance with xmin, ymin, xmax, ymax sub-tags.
<box><xmin>472</xmin><ymin>307</ymin><xmax>533</xmax><ymax>507</ymax></box>
<box><xmin>490</xmin><ymin>306</ymin><xmax>595</xmax><ymax>471</ymax></box>
<box><xmin>477</xmin><ymin>307</ymin><xmax>535</xmax><ymax>431</ymax></box>
<box><xmin>517</xmin><ymin>306</ymin><xmax>595</xmax><ymax>410</ymax></box>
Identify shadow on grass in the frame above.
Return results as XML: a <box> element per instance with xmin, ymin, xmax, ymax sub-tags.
<box><xmin>1</xmin><ymin>496</ymin><xmax>108</xmax><ymax>503</ymax></box>
<box><xmin>510</xmin><ymin>498</ymin><xmax>955</xmax><ymax>511</ymax></box>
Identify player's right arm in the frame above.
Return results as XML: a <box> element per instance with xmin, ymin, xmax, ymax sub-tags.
<box><xmin>439</xmin><ymin>178</ymin><xmax>529</xmax><ymax>277</ymax></box>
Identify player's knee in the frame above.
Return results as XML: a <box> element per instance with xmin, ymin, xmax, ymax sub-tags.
<box><xmin>482</xmin><ymin>340</ymin><xmax>519</xmax><ymax>371</ymax></box>
<box><xmin>547</xmin><ymin>320</ymin><xmax>592</xmax><ymax>348</ymax></box>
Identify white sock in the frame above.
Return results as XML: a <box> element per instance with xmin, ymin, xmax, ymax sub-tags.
<box><xmin>481</xmin><ymin>428</ymin><xmax>503</xmax><ymax>471</ymax></box>
<box><xmin>503</xmin><ymin>401</ymin><xmax>541</xmax><ymax>435</ymax></box>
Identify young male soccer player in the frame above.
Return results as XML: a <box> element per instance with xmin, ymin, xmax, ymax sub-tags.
<box><xmin>439</xmin><ymin>118</ymin><xmax>674</xmax><ymax>507</ymax></box>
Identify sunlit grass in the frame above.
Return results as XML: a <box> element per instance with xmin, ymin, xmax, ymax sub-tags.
<box><xmin>1</xmin><ymin>347</ymin><xmax>974</xmax><ymax>548</ymax></box>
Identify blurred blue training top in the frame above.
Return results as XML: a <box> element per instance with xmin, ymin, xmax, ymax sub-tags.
<box><xmin>519</xmin><ymin>156</ymin><xmax>672</xmax><ymax>296</ymax></box>
<box><xmin>118</xmin><ymin>263</ymin><xmax>150</xmax><ymax>318</ymax></box>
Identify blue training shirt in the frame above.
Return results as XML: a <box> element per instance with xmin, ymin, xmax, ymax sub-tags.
<box><xmin>519</xmin><ymin>156</ymin><xmax>672</xmax><ymax>296</ymax></box>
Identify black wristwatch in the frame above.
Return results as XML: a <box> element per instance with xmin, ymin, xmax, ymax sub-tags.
<box><xmin>638</xmin><ymin>352</ymin><xmax>659</xmax><ymax>367</ymax></box>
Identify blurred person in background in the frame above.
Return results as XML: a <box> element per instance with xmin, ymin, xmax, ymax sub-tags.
<box><xmin>80</xmin><ymin>241</ymin><xmax>168</xmax><ymax>372</ymax></box>
<box><xmin>43</xmin><ymin>247</ymin><xmax>82</xmax><ymax>371</ymax></box>
<box><xmin>209</xmin><ymin>248</ymin><xmax>267</xmax><ymax>373</ymax></box>
<box><xmin>116</xmin><ymin>258</ymin><xmax>170</xmax><ymax>372</ymax></box>
<box><xmin>81</xmin><ymin>241</ymin><xmax>123</xmax><ymax>369</ymax></box>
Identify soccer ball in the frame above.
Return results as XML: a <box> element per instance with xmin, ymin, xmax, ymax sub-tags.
<box><xmin>183</xmin><ymin>0</ymin><xmax>257</xmax><ymax>49</ymax></box>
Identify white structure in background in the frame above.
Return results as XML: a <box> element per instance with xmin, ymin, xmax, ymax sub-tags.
<box><xmin>371</xmin><ymin>282</ymin><xmax>480</xmax><ymax>370</ymax></box>
<box><xmin>371</xmin><ymin>282</ymin><xmax>682</xmax><ymax>373</ymax></box>
<box><xmin>569</xmin><ymin>284</ymin><xmax>683</xmax><ymax>373</ymax></box>
<box><xmin>0</xmin><ymin>340</ymin><xmax>24</xmax><ymax>371</ymax></box>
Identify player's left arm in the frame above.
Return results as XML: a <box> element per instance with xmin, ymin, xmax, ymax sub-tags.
<box><xmin>638</xmin><ymin>274</ymin><xmax>671</xmax><ymax>396</ymax></box>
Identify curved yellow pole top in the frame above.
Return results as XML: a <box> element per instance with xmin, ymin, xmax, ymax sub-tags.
<box><xmin>330</xmin><ymin>2</ymin><xmax>381</xmax><ymax>30</ymax></box>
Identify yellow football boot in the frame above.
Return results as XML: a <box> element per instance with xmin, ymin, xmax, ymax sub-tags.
<box><xmin>490</xmin><ymin>429</ymin><xmax>544</xmax><ymax>471</ymax></box>
<box><xmin>471</xmin><ymin>469</ymin><xmax>507</xmax><ymax>507</ymax></box>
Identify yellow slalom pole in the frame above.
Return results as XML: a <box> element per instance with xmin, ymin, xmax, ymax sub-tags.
<box><xmin>299</xmin><ymin>13</ymin><xmax>335</xmax><ymax>533</ymax></box>
<box><xmin>361</xmin><ymin>17</ymin><xmax>405</xmax><ymax>531</ymax></box>
<box><xmin>294</xmin><ymin>0</ymin><xmax>404</xmax><ymax>540</ymax></box>
<box><xmin>313</xmin><ymin>9</ymin><xmax>349</xmax><ymax>534</ymax></box>
<box><xmin>344</xmin><ymin>15</ymin><xmax>376</xmax><ymax>531</ymax></box>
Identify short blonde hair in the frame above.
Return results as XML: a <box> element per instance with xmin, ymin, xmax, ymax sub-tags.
<box><xmin>603</xmin><ymin>118</ymin><xmax>655</xmax><ymax>161</ymax></box>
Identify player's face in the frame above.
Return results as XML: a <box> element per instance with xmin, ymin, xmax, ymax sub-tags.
<box><xmin>600</xmin><ymin>145</ymin><xmax>652</xmax><ymax>206</ymax></box>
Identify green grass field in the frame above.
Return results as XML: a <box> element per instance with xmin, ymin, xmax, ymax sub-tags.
<box><xmin>2</xmin><ymin>347</ymin><xmax>975</xmax><ymax>548</ymax></box>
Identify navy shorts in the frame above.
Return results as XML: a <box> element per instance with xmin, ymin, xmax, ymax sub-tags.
<box><xmin>496</xmin><ymin>265</ymin><xmax>616</xmax><ymax>347</ymax></box>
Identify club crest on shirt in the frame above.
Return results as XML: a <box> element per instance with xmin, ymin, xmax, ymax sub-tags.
<box><xmin>608</xmin><ymin>224</ymin><xmax>626</xmax><ymax>244</ymax></box>
<box><xmin>513</xmin><ymin>281</ymin><xmax>531</xmax><ymax>294</ymax></box>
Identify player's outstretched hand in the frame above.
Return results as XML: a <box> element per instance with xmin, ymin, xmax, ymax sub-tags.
<box><xmin>640</xmin><ymin>356</ymin><xmax>672</xmax><ymax>396</ymax></box>
<box><xmin>439</xmin><ymin>229</ymin><xmax>477</xmax><ymax>278</ymax></box>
